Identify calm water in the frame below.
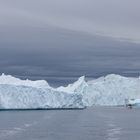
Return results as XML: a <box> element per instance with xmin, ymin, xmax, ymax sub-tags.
<box><xmin>0</xmin><ymin>107</ymin><xmax>140</xmax><ymax>140</ymax></box>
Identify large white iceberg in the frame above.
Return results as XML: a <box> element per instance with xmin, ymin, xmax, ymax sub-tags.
<box><xmin>1</xmin><ymin>73</ymin><xmax>140</xmax><ymax>108</ymax></box>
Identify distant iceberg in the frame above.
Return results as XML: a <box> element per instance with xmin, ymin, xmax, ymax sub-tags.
<box><xmin>0</xmin><ymin>73</ymin><xmax>140</xmax><ymax>109</ymax></box>
<box><xmin>125</xmin><ymin>99</ymin><xmax>140</xmax><ymax>107</ymax></box>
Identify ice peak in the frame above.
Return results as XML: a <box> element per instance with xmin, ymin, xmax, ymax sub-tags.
<box><xmin>1</xmin><ymin>73</ymin><xmax>5</xmax><ymax>76</ymax></box>
<box><xmin>57</xmin><ymin>76</ymin><xmax>87</xmax><ymax>93</ymax></box>
<box><xmin>77</xmin><ymin>76</ymin><xmax>85</xmax><ymax>82</ymax></box>
<box><xmin>70</xmin><ymin>76</ymin><xmax>86</xmax><ymax>89</ymax></box>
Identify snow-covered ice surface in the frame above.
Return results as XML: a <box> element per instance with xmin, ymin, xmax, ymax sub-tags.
<box><xmin>0</xmin><ymin>73</ymin><xmax>50</xmax><ymax>88</ymax></box>
<box><xmin>0</xmin><ymin>73</ymin><xmax>140</xmax><ymax>108</ymax></box>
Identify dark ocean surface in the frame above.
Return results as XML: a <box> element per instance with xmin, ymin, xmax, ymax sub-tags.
<box><xmin>0</xmin><ymin>107</ymin><xmax>140</xmax><ymax>140</ymax></box>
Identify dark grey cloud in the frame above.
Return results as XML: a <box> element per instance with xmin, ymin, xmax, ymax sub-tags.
<box><xmin>0</xmin><ymin>27</ymin><xmax>140</xmax><ymax>86</ymax></box>
<box><xmin>0</xmin><ymin>0</ymin><xmax>140</xmax><ymax>86</ymax></box>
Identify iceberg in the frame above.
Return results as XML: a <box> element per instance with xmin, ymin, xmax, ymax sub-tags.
<box><xmin>1</xmin><ymin>73</ymin><xmax>140</xmax><ymax>108</ymax></box>
<box><xmin>125</xmin><ymin>99</ymin><xmax>140</xmax><ymax>107</ymax></box>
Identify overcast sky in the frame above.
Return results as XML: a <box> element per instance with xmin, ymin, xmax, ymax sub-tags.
<box><xmin>0</xmin><ymin>0</ymin><xmax>140</xmax><ymax>86</ymax></box>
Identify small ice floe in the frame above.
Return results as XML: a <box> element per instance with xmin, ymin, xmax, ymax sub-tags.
<box><xmin>125</xmin><ymin>99</ymin><xmax>140</xmax><ymax>108</ymax></box>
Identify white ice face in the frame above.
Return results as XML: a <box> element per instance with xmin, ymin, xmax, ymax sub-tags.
<box><xmin>0</xmin><ymin>84</ymin><xmax>84</xmax><ymax>109</ymax></box>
